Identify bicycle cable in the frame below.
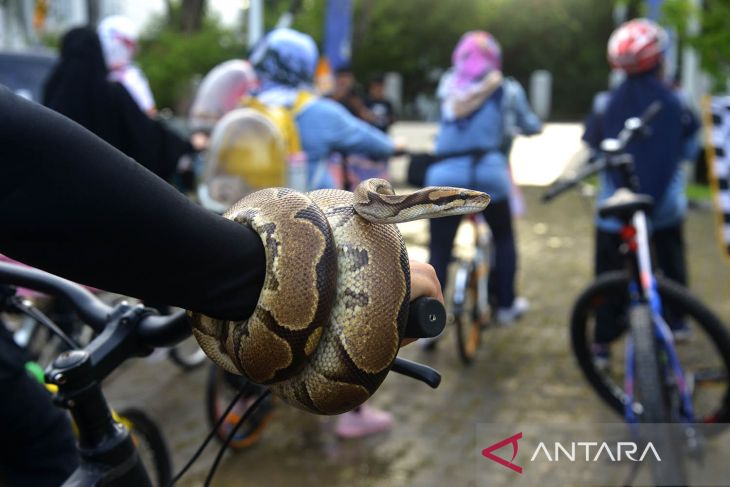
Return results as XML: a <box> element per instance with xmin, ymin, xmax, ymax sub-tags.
<box><xmin>203</xmin><ymin>389</ymin><xmax>272</xmax><ymax>487</ymax></box>
<box><xmin>11</xmin><ymin>296</ymin><xmax>82</xmax><ymax>350</ymax></box>
<box><xmin>168</xmin><ymin>380</ymin><xmax>251</xmax><ymax>486</ymax></box>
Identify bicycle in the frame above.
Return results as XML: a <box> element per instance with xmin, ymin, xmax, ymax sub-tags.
<box><xmin>0</xmin><ymin>260</ymin><xmax>446</xmax><ymax>485</ymax></box>
<box><xmin>451</xmin><ymin>210</ymin><xmax>493</xmax><ymax>365</ymax></box>
<box><xmin>0</xmin><ymin>254</ymin><xmax>207</xmax><ymax>372</ymax></box>
<box><xmin>410</xmin><ymin>150</ymin><xmax>494</xmax><ymax>366</ymax></box>
<box><xmin>0</xmin><ymin>283</ymin><xmax>173</xmax><ymax>487</ymax></box>
<box><xmin>543</xmin><ymin>102</ymin><xmax>730</xmax><ymax>485</ymax></box>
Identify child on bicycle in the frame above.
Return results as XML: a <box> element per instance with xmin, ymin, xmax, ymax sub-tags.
<box><xmin>427</xmin><ymin>31</ymin><xmax>541</xmax><ymax>326</ymax></box>
<box><xmin>582</xmin><ymin>18</ymin><xmax>700</xmax><ymax>361</ymax></box>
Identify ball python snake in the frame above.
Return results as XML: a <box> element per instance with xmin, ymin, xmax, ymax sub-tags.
<box><xmin>189</xmin><ymin>178</ymin><xmax>489</xmax><ymax>415</ymax></box>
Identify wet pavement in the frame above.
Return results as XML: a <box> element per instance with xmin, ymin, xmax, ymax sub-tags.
<box><xmin>102</xmin><ymin>124</ymin><xmax>730</xmax><ymax>486</ymax></box>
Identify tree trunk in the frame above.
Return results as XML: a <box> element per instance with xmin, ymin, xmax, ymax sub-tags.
<box><xmin>180</xmin><ymin>0</ymin><xmax>206</xmax><ymax>33</ymax></box>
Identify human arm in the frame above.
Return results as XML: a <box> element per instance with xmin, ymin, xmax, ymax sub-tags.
<box><xmin>510</xmin><ymin>79</ymin><xmax>542</xmax><ymax>136</ymax></box>
<box><xmin>0</xmin><ymin>87</ymin><xmax>442</xmax><ymax>326</ymax></box>
<box><xmin>0</xmin><ymin>86</ymin><xmax>264</xmax><ymax>321</ymax></box>
<box><xmin>301</xmin><ymin>98</ymin><xmax>395</xmax><ymax>161</ymax></box>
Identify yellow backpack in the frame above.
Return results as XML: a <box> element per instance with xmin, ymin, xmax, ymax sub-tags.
<box><xmin>203</xmin><ymin>91</ymin><xmax>314</xmax><ymax>210</ymax></box>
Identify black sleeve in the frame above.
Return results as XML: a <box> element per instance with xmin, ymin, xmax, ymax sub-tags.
<box><xmin>0</xmin><ymin>86</ymin><xmax>264</xmax><ymax>321</ymax></box>
<box><xmin>112</xmin><ymin>84</ymin><xmax>194</xmax><ymax>180</ymax></box>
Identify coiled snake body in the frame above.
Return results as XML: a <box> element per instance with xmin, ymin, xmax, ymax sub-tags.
<box><xmin>190</xmin><ymin>179</ymin><xmax>489</xmax><ymax>414</ymax></box>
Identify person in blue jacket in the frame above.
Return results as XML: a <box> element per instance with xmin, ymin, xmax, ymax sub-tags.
<box><xmin>249</xmin><ymin>28</ymin><xmax>395</xmax><ymax>191</ymax></box>
<box><xmin>427</xmin><ymin>31</ymin><xmax>542</xmax><ymax>326</ymax></box>
<box><xmin>250</xmin><ymin>27</ymin><xmax>397</xmax><ymax>437</ymax></box>
<box><xmin>582</xmin><ymin>19</ymin><xmax>700</xmax><ymax>361</ymax></box>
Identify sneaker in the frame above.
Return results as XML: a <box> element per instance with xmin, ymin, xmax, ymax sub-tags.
<box><xmin>495</xmin><ymin>296</ymin><xmax>530</xmax><ymax>325</ymax></box>
<box><xmin>335</xmin><ymin>405</ymin><xmax>394</xmax><ymax>439</ymax></box>
<box><xmin>592</xmin><ymin>343</ymin><xmax>611</xmax><ymax>371</ymax></box>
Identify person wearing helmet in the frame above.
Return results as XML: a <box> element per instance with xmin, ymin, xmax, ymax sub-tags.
<box><xmin>250</xmin><ymin>28</ymin><xmax>395</xmax><ymax>191</ymax></box>
<box><xmin>427</xmin><ymin>31</ymin><xmax>541</xmax><ymax>328</ymax></box>
<box><xmin>583</xmin><ymin>18</ymin><xmax>700</xmax><ymax>360</ymax></box>
<box><xmin>98</xmin><ymin>15</ymin><xmax>157</xmax><ymax>116</ymax></box>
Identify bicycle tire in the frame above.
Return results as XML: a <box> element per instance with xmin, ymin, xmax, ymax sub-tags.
<box><xmin>571</xmin><ymin>271</ymin><xmax>730</xmax><ymax>430</ymax></box>
<box><xmin>205</xmin><ymin>365</ymin><xmax>274</xmax><ymax>450</ymax></box>
<box><xmin>454</xmin><ymin>262</ymin><xmax>484</xmax><ymax>366</ymax></box>
<box><xmin>630</xmin><ymin>304</ymin><xmax>686</xmax><ymax>485</ymax></box>
<box><xmin>168</xmin><ymin>337</ymin><xmax>207</xmax><ymax>371</ymax></box>
<box><xmin>118</xmin><ymin>407</ymin><xmax>172</xmax><ymax>487</ymax></box>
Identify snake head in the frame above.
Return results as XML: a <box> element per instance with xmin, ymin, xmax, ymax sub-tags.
<box><xmin>354</xmin><ymin>179</ymin><xmax>491</xmax><ymax>223</ymax></box>
<box><xmin>422</xmin><ymin>186</ymin><xmax>491</xmax><ymax>218</ymax></box>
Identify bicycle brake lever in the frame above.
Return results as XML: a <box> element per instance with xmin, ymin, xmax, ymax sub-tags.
<box><xmin>391</xmin><ymin>357</ymin><xmax>441</xmax><ymax>388</ymax></box>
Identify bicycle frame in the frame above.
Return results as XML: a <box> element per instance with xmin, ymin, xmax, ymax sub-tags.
<box><xmin>451</xmin><ymin>213</ymin><xmax>490</xmax><ymax>324</ymax></box>
<box><xmin>619</xmin><ymin>208</ymin><xmax>696</xmax><ymax>425</ymax></box>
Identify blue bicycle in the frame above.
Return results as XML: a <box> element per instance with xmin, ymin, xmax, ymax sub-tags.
<box><xmin>544</xmin><ymin>102</ymin><xmax>730</xmax><ymax>485</ymax></box>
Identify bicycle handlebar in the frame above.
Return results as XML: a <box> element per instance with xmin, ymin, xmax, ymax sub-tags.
<box><xmin>542</xmin><ymin>101</ymin><xmax>662</xmax><ymax>203</ymax></box>
<box><xmin>0</xmin><ymin>261</ymin><xmax>112</xmax><ymax>331</ymax></box>
<box><xmin>0</xmin><ymin>260</ymin><xmax>446</xmax><ymax>385</ymax></box>
<box><xmin>0</xmin><ymin>260</ymin><xmax>190</xmax><ymax>348</ymax></box>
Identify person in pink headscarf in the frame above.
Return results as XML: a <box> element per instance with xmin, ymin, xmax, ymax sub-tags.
<box><xmin>426</xmin><ymin>31</ymin><xmax>541</xmax><ymax>329</ymax></box>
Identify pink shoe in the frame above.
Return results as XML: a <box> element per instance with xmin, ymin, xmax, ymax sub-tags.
<box><xmin>335</xmin><ymin>405</ymin><xmax>394</xmax><ymax>439</ymax></box>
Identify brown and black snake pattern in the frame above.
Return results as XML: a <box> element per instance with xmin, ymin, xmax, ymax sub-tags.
<box><xmin>189</xmin><ymin>179</ymin><xmax>490</xmax><ymax>414</ymax></box>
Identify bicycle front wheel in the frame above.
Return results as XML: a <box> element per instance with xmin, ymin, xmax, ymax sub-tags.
<box><xmin>453</xmin><ymin>262</ymin><xmax>487</xmax><ymax>366</ymax></box>
<box><xmin>571</xmin><ymin>271</ymin><xmax>730</xmax><ymax>430</ymax></box>
<box><xmin>118</xmin><ymin>407</ymin><xmax>172</xmax><ymax>487</ymax></box>
<box><xmin>205</xmin><ymin>365</ymin><xmax>275</xmax><ymax>450</ymax></box>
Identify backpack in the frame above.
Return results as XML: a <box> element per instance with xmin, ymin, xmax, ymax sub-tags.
<box><xmin>199</xmin><ymin>91</ymin><xmax>314</xmax><ymax>212</ymax></box>
<box><xmin>243</xmin><ymin>91</ymin><xmax>314</xmax><ymax>191</ymax></box>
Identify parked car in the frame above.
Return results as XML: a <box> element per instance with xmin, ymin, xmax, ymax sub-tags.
<box><xmin>0</xmin><ymin>50</ymin><xmax>57</xmax><ymax>103</ymax></box>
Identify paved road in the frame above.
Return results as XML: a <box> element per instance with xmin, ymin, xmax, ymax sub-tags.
<box><xmin>102</xmin><ymin>124</ymin><xmax>730</xmax><ymax>486</ymax></box>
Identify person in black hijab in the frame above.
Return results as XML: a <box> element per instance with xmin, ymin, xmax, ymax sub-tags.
<box><xmin>43</xmin><ymin>27</ymin><xmax>195</xmax><ymax>180</ymax></box>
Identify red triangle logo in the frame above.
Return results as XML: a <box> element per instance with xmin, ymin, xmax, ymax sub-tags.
<box><xmin>481</xmin><ymin>432</ymin><xmax>523</xmax><ymax>474</ymax></box>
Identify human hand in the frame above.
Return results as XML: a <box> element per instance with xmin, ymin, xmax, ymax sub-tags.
<box><xmin>401</xmin><ymin>260</ymin><xmax>444</xmax><ymax>347</ymax></box>
<box><xmin>191</xmin><ymin>132</ymin><xmax>209</xmax><ymax>152</ymax></box>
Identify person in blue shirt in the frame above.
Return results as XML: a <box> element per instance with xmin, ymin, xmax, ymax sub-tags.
<box><xmin>249</xmin><ymin>28</ymin><xmax>394</xmax><ymax>191</ymax></box>
<box><xmin>427</xmin><ymin>31</ymin><xmax>542</xmax><ymax>326</ymax></box>
<box><xmin>582</xmin><ymin>19</ymin><xmax>700</xmax><ymax>356</ymax></box>
<box><xmin>249</xmin><ymin>27</ymin><xmax>397</xmax><ymax>437</ymax></box>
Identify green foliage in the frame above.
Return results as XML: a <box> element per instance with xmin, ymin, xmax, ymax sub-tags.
<box><xmin>136</xmin><ymin>13</ymin><xmax>244</xmax><ymax>112</ymax></box>
<box><xmin>349</xmin><ymin>0</ymin><xmax>614</xmax><ymax>119</ymax></box>
<box><xmin>662</xmin><ymin>0</ymin><xmax>730</xmax><ymax>92</ymax></box>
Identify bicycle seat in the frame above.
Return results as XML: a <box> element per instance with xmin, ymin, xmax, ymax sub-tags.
<box><xmin>597</xmin><ymin>188</ymin><xmax>654</xmax><ymax>220</ymax></box>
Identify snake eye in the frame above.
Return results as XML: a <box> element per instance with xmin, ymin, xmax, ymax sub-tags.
<box><xmin>459</xmin><ymin>191</ymin><xmax>468</xmax><ymax>199</ymax></box>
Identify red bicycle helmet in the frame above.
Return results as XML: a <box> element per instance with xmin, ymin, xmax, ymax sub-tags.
<box><xmin>607</xmin><ymin>18</ymin><xmax>668</xmax><ymax>75</ymax></box>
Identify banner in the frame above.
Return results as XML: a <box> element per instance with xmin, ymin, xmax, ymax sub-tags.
<box><xmin>705</xmin><ymin>96</ymin><xmax>730</xmax><ymax>259</ymax></box>
<box><xmin>324</xmin><ymin>0</ymin><xmax>352</xmax><ymax>70</ymax></box>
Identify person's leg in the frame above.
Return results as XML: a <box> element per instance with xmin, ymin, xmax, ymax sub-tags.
<box><xmin>428</xmin><ymin>215</ymin><xmax>462</xmax><ymax>291</ymax></box>
<box><xmin>482</xmin><ymin>199</ymin><xmax>519</xmax><ymax>319</ymax></box>
<box><xmin>652</xmin><ymin>223</ymin><xmax>687</xmax><ymax>286</ymax></box>
<box><xmin>652</xmin><ymin>223</ymin><xmax>688</xmax><ymax>334</ymax></box>
<box><xmin>0</xmin><ymin>327</ymin><xmax>78</xmax><ymax>486</ymax></box>
<box><xmin>593</xmin><ymin>228</ymin><xmax>627</xmax><ymax>348</ymax></box>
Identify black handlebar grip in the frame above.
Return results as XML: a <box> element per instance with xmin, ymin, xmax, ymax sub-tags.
<box><xmin>405</xmin><ymin>297</ymin><xmax>446</xmax><ymax>339</ymax></box>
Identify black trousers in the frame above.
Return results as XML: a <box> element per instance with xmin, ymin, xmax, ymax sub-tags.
<box><xmin>0</xmin><ymin>326</ymin><xmax>78</xmax><ymax>486</ymax></box>
<box><xmin>594</xmin><ymin>223</ymin><xmax>687</xmax><ymax>343</ymax></box>
<box><xmin>429</xmin><ymin>198</ymin><xmax>517</xmax><ymax>309</ymax></box>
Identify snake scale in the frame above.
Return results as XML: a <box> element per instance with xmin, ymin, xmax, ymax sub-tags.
<box><xmin>189</xmin><ymin>178</ymin><xmax>489</xmax><ymax>414</ymax></box>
